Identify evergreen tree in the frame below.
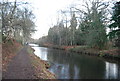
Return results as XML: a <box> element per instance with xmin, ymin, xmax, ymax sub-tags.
<box><xmin>109</xmin><ymin>1</ymin><xmax>120</xmax><ymax>48</ymax></box>
<box><xmin>78</xmin><ymin>0</ymin><xmax>108</xmax><ymax>49</ymax></box>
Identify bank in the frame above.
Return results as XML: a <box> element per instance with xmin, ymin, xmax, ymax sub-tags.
<box><xmin>40</xmin><ymin>44</ymin><xmax>120</xmax><ymax>61</ymax></box>
<box><xmin>27</xmin><ymin>46</ymin><xmax>56</xmax><ymax>79</ymax></box>
<box><xmin>2</xmin><ymin>39</ymin><xmax>56</xmax><ymax>79</ymax></box>
<box><xmin>2</xmin><ymin>39</ymin><xmax>22</xmax><ymax>73</ymax></box>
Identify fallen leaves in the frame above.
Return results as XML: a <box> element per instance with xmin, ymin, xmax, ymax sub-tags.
<box><xmin>28</xmin><ymin>48</ymin><xmax>56</xmax><ymax>79</ymax></box>
<box><xmin>2</xmin><ymin>39</ymin><xmax>22</xmax><ymax>72</ymax></box>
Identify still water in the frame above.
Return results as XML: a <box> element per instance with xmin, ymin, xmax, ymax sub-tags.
<box><xmin>31</xmin><ymin>45</ymin><xmax>120</xmax><ymax>79</ymax></box>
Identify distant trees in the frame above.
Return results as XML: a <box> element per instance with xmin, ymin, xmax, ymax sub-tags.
<box><xmin>48</xmin><ymin>21</ymin><xmax>69</xmax><ymax>45</ymax></box>
<box><xmin>39</xmin><ymin>0</ymin><xmax>120</xmax><ymax>50</ymax></box>
<box><xmin>47</xmin><ymin>9</ymin><xmax>78</xmax><ymax>46</ymax></box>
<box><xmin>0</xmin><ymin>0</ymin><xmax>36</xmax><ymax>44</ymax></box>
<box><xmin>70</xmin><ymin>13</ymin><xmax>77</xmax><ymax>45</ymax></box>
<box><xmin>108</xmin><ymin>1</ymin><xmax>120</xmax><ymax>48</ymax></box>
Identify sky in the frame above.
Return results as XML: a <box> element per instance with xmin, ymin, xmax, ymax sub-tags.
<box><xmin>29</xmin><ymin>0</ymin><xmax>76</xmax><ymax>39</ymax></box>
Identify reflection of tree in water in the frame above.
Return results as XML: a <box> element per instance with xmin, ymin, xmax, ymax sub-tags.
<box><xmin>78</xmin><ymin>58</ymin><xmax>106</xmax><ymax>79</ymax></box>
<box><xmin>47</xmin><ymin>49</ymin><xmax>71</xmax><ymax>64</ymax></box>
<box><xmin>105</xmin><ymin>62</ymin><xmax>119</xmax><ymax>79</ymax></box>
<box><xmin>47</xmin><ymin>48</ymin><xmax>106</xmax><ymax>79</ymax></box>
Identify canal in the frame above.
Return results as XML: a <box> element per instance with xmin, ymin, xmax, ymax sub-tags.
<box><xmin>30</xmin><ymin>44</ymin><xmax>120</xmax><ymax>79</ymax></box>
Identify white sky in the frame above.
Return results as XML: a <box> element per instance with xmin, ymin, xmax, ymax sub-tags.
<box><xmin>29</xmin><ymin>0</ymin><xmax>75</xmax><ymax>39</ymax></box>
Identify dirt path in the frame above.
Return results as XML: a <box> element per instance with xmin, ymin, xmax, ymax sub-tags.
<box><xmin>3</xmin><ymin>46</ymin><xmax>36</xmax><ymax>79</ymax></box>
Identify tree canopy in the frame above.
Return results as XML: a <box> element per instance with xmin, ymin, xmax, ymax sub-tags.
<box><xmin>108</xmin><ymin>1</ymin><xmax>120</xmax><ymax>48</ymax></box>
<box><xmin>0</xmin><ymin>0</ymin><xmax>36</xmax><ymax>44</ymax></box>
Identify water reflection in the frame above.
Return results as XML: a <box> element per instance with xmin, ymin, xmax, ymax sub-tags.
<box><xmin>32</xmin><ymin>46</ymin><xmax>120</xmax><ymax>79</ymax></box>
<box><xmin>29</xmin><ymin>44</ymin><xmax>39</xmax><ymax>47</ymax></box>
<box><xmin>50</xmin><ymin>64</ymin><xmax>70</xmax><ymax>79</ymax></box>
<box><xmin>105</xmin><ymin>62</ymin><xmax>118</xmax><ymax>79</ymax></box>
<box><xmin>32</xmin><ymin>47</ymin><xmax>48</xmax><ymax>61</ymax></box>
<box><xmin>74</xmin><ymin>65</ymin><xmax>79</xmax><ymax>79</ymax></box>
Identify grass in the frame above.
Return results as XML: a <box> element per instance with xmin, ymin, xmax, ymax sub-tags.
<box><xmin>67</xmin><ymin>45</ymin><xmax>120</xmax><ymax>59</ymax></box>
<box><xmin>68</xmin><ymin>46</ymin><xmax>99</xmax><ymax>55</ymax></box>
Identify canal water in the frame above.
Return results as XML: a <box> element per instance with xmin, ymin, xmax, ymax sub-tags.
<box><xmin>30</xmin><ymin>44</ymin><xmax>120</xmax><ymax>79</ymax></box>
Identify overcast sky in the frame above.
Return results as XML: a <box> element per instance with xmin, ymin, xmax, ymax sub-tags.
<box><xmin>28</xmin><ymin>0</ymin><xmax>77</xmax><ymax>39</ymax></box>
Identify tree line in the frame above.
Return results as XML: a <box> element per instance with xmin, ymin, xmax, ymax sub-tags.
<box><xmin>0</xmin><ymin>0</ymin><xmax>36</xmax><ymax>44</ymax></box>
<box><xmin>40</xmin><ymin>0</ymin><xmax>120</xmax><ymax>50</ymax></box>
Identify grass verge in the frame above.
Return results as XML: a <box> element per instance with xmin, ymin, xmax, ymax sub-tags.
<box><xmin>27</xmin><ymin>46</ymin><xmax>56</xmax><ymax>79</ymax></box>
<box><xmin>67</xmin><ymin>46</ymin><xmax>120</xmax><ymax>60</ymax></box>
<box><xmin>42</xmin><ymin>44</ymin><xmax>120</xmax><ymax>60</ymax></box>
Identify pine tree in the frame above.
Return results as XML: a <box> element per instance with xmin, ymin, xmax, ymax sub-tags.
<box><xmin>109</xmin><ymin>1</ymin><xmax>120</xmax><ymax>48</ymax></box>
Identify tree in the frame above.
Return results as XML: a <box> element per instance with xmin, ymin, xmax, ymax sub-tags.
<box><xmin>0</xmin><ymin>0</ymin><xmax>35</xmax><ymax>41</ymax></box>
<box><xmin>1</xmin><ymin>0</ymin><xmax>17</xmax><ymax>38</ymax></box>
<box><xmin>70</xmin><ymin>13</ymin><xmax>77</xmax><ymax>45</ymax></box>
<box><xmin>78</xmin><ymin>0</ymin><xmax>108</xmax><ymax>49</ymax></box>
<box><xmin>1</xmin><ymin>0</ymin><xmax>36</xmax><ymax>44</ymax></box>
<box><xmin>47</xmin><ymin>0</ymin><xmax>108</xmax><ymax>48</ymax></box>
<box><xmin>109</xmin><ymin>1</ymin><xmax>120</xmax><ymax>48</ymax></box>
<box><xmin>19</xmin><ymin>8</ymin><xmax>36</xmax><ymax>44</ymax></box>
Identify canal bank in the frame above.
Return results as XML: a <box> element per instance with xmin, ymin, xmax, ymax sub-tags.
<box><xmin>27</xmin><ymin>46</ymin><xmax>56</xmax><ymax>79</ymax></box>
<box><xmin>40</xmin><ymin>44</ymin><xmax>120</xmax><ymax>61</ymax></box>
<box><xmin>2</xmin><ymin>39</ymin><xmax>23</xmax><ymax>76</ymax></box>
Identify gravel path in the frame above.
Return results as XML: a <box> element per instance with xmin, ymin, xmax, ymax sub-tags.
<box><xmin>3</xmin><ymin>46</ymin><xmax>36</xmax><ymax>79</ymax></box>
